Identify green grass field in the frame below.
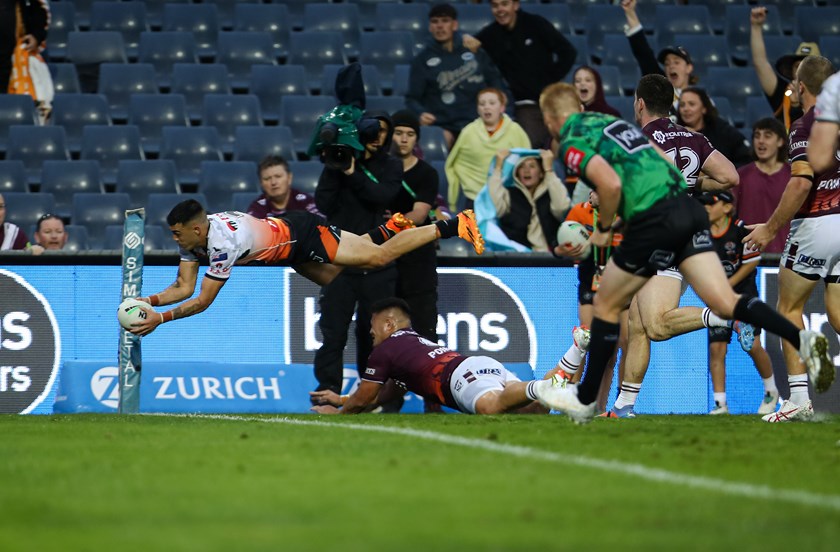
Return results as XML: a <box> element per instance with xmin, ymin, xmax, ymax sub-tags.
<box><xmin>2</xmin><ymin>413</ymin><xmax>839</xmax><ymax>551</ymax></box>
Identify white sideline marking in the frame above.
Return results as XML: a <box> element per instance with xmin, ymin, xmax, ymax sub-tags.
<box><xmin>162</xmin><ymin>413</ymin><xmax>840</xmax><ymax>512</ymax></box>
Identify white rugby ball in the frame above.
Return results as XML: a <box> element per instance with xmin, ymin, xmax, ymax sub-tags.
<box><xmin>556</xmin><ymin>221</ymin><xmax>591</xmax><ymax>259</ymax></box>
<box><xmin>117</xmin><ymin>298</ymin><xmax>152</xmax><ymax>330</ymax></box>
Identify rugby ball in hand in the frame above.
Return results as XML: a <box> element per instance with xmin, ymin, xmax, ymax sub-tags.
<box><xmin>556</xmin><ymin>221</ymin><xmax>591</xmax><ymax>259</ymax></box>
<box><xmin>117</xmin><ymin>298</ymin><xmax>152</xmax><ymax>330</ymax></box>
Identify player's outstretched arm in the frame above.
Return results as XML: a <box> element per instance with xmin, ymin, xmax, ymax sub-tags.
<box><xmin>743</xmin><ymin>176</ymin><xmax>812</xmax><ymax>251</ymax></box>
<box><xmin>310</xmin><ymin>381</ymin><xmax>381</xmax><ymax>415</ymax></box>
<box><xmin>130</xmin><ymin>274</ymin><xmax>225</xmax><ymax>336</ymax></box>
<box><xmin>138</xmin><ymin>260</ymin><xmax>199</xmax><ymax>307</ymax></box>
<box><xmin>698</xmin><ymin>150</ymin><xmax>740</xmax><ymax>192</ymax></box>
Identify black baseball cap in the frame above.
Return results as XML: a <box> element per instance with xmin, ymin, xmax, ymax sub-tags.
<box><xmin>429</xmin><ymin>3</ymin><xmax>457</xmax><ymax>20</ymax></box>
<box><xmin>657</xmin><ymin>46</ymin><xmax>693</xmax><ymax>66</ymax></box>
<box><xmin>698</xmin><ymin>191</ymin><xmax>734</xmax><ymax>205</ymax></box>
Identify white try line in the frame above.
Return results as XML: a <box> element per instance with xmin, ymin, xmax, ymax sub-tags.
<box><xmin>163</xmin><ymin>413</ymin><xmax>840</xmax><ymax>512</ymax></box>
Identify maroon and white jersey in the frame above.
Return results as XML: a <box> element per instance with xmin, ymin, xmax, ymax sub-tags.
<box><xmin>643</xmin><ymin>117</ymin><xmax>716</xmax><ymax>195</ymax></box>
<box><xmin>363</xmin><ymin>329</ymin><xmax>467</xmax><ymax>408</ymax></box>
<box><xmin>788</xmin><ymin>108</ymin><xmax>840</xmax><ymax>218</ymax></box>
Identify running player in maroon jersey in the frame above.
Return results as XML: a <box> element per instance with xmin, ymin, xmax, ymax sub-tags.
<box><xmin>310</xmin><ymin>298</ymin><xmax>551</xmax><ymax>415</ymax></box>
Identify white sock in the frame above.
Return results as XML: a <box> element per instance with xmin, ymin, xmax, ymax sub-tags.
<box><xmin>763</xmin><ymin>376</ymin><xmax>778</xmax><ymax>394</ymax></box>
<box><xmin>702</xmin><ymin>307</ymin><xmax>729</xmax><ymax>328</ymax></box>
<box><xmin>557</xmin><ymin>344</ymin><xmax>584</xmax><ymax>375</ymax></box>
<box><xmin>788</xmin><ymin>374</ymin><xmax>810</xmax><ymax>405</ymax></box>
<box><xmin>713</xmin><ymin>392</ymin><xmax>727</xmax><ymax>406</ymax></box>
<box><xmin>613</xmin><ymin>381</ymin><xmax>641</xmax><ymax>409</ymax></box>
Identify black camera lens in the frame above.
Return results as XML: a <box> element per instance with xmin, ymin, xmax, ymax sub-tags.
<box><xmin>322</xmin><ymin>145</ymin><xmax>354</xmax><ymax>171</ymax></box>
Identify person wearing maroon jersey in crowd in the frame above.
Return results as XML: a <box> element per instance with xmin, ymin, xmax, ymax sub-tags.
<box><xmin>604</xmin><ymin>74</ymin><xmax>748</xmax><ymax>419</ymax></box>
<box><xmin>309</xmin><ymin>298</ymin><xmax>551</xmax><ymax>415</ymax></box>
<box><xmin>246</xmin><ymin>155</ymin><xmax>322</xmax><ymax>219</ymax></box>
<box><xmin>0</xmin><ymin>192</ymin><xmax>32</xmax><ymax>251</ymax></box>
<box><xmin>733</xmin><ymin>117</ymin><xmax>791</xmax><ymax>255</ymax></box>
<box><xmin>744</xmin><ymin>56</ymin><xmax>839</xmax><ymax>422</ymax></box>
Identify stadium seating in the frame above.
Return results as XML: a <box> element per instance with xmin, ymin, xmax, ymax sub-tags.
<box><xmin>145</xmin><ymin>192</ymin><xmax>209</xmax><ymax>228</ymax></box>
<box><xmin>279</xmin><ymin>96</ymin><xmax>339</xmax><ymax>155</ymax></box>
<box><xmin>794</xmin><ymin>7</ymin><xmax>840</xmax><ymax>43</ymax></box>
<box><xmin>672</xmin><ymin>34</ymin><xmax>731</xmax><ymax>80</ymax></box>
<box><xmin>89</xmin><ymin>2</ymin><xmax>148</xmax><ymax>60</ymax></box>
<box><xmin>604</xmin><ymin>96</ymin><xmax>636</xmax><ymax>123</ymax></box>
<box><xmin>0</xmin><ymin>95</ymin><xmax>37</xmax><ymax>154</ymax></box>
<box><xmin>40</xmin><ymin>160</ymin><xmax>104</xmax><ymax>219</ymax></box>
<box><xmin>159</xmin><ymin>127</ymin><xmax>223</xmax><ymax>185</ymax></box>
<box><xmin>232</xmin><ymin>192</ymin><xmax>256</xmax><ymax>213</ymax></box>
<box><xmin>599</xmin><ymin>35</ymin><xmax>641</xmax><ymax>94</ymax></box>
<box><xmin>287</xmin><ymin>32</ymin><xmax>348</xmax><ymax>91</ymax></box>
<box><xmin>138</xmin><ymin>31</ymin><xmax>198</xmax><ymax>89</ymax></box>
<box><xmin>233</xmin><ymin>3</ymin><xmax>291</xmax><ymax>59</ymax></box>
<box><xmin>50</xmin><ymin>63</ymin><xmax>82</xmax><ymax>95</ymax></box>
<box><xmin>104</xmin><ymin>224</ymin><xmax>171</xmax><ymax>252</ymax></box>
<box><xmin>303</xmin><ymin>3</ymin><xmax>362</xmax><ymax>59</ymax></box>
<box><xmin>171</xmin><ymin>63</ymin><xmax>232</xmax><ymax>123</ymax></box>
<box><xmin>6</xmin><ymin>126</ymin><xmax>70</xmax><ymax>184</ymax></box>
<box><xmin>204</xmin><ymin>0</ymin><xmax>255</xmax><ymax>28</ymax></box>
<box><xmin>66</xmin><ymin>31</ymin><xmax>127</xmax><ymax>66</ymax></box>
<box><xmin>80</xmin><ymin>125</ymin><xmax>145</xmax><ymax>185</ymax></box>
<box><xmin>452</xmin><ymin>4</ymin><xmax>490</xmax><ymax>35</ymax></box>
<box><xmin>232</xmin><ymin>126</ymin><xmax>297</xmax><ymax>164</ymax></box>
<box><xmin>365</xmin><ymin>96</ymin><xmax>406</xmax><ymax>115</ymax></box>
<box><xmin>762</xmin><ymin>35</ymin><xmax>805</xmax><ymax>69</ymax></box>
<box><xmin>65</xmin><ymin>0</ymin><xmax>95</xmax><ymax>29</ymax></box>
<box><xmin>744</xmin><ymin>96</ymin><xmax>776</xmax><ymax>132</ymax></box>
<box><xmin>0</xmin><ymin>161</ymin><xmax>28</xmax><ymax>194</ymax></box>
<box><xmin>128</xmin><ymin>94</ymin><xmax>189</xmax><ymax>155</ymax></box>
<box><xmin>249</xmin><ymin>65</ymin><xmax>309</xmax><ymax>123</ymax></box>
<box><xmin>216</xmin><ymin>31</ymin><xmax>277</xmax><ymax>90</ymax></box>
<box><xmin>527</xmin><ymin>3</ymin><xmax>574</xmax><ymax>35</ymax></box>
<box><xmin>567</xmin><ymin>34</ymin><xmax>591</xmax><ymax>68</ymax></box>
<box><xmin>71</xmin><ymin>193</ymin><xmax>131</xmax><ymax>249</ymax></box>
<box><xmin>115</xmin><ymin>160</ymin><xmax>180</xmax><ymax>207</ymax></box>
<box><xmin>97</xmin><ymin>63</ymin><xmax>158</xmax><ymax>121</ymax></box>
<box><xmin>162</xmin><ymin>3</ymin><xmax>219</xmax><ymax>59</ymax></box>
<box><xmin>725</xmin><ymin>5</ymin><xmax>783</xmax><ymax>63</ymax></box>
<box><xmin>778</xmin><ymin>0</ymin><xmax>818</xmax><ymax>33</ymax></box>
<box><xmin>200</xmin><ymin>94</ymin><xmax>263</xmax><ymax>153</ymax></box>
<box><xmin>584</xmin><ymin>5</ymin><xmax>626</xmax><ymax>61</ymax></box>
<box><xmin>358</xmin><ymin>32</ymin><xmax>415</xmax><ymax>91</ymax></box>
<box><xmin>1</xmin><ymin>192</ymin><xmax>55</xmax><ymax>231</ymax></box>
<box><xmin>321</xmin><ymin>64</ymin><xmax>382</xmax><ymax>99</ymax></box>
<box><xmin>419</xmin><ymin>126</ymin><xmax>449</xmax><ymax>163</ymax></box>
<box><xmin>47</xmin><ymin>1</ymin><xmax>76</xmax><ymax>61</ymax></box>
<box><xmin>144</xmin><ymin>0</ymin><xmax>190</xmax><ymax>30</ymax></box>
<box><xmin>374</xmin><ymin>3</ymin><xmax>428</xmax><ymax>52</ymax></box>
<box><xmin>565</xmin><ymin>0</ymin><xmax>605</xmax><ymax>33</ymax></box>
<box><xmin>392</xmin><ymin>64</ymin><xmax>411</xmax><ymax>97</ymax></box>
<box><xmin>198</xmin><ymin>161</ymin><xmax>260</xmax><ymax>213</ymax></box>
<box><xmin>819</xmin><ymin>36</ymin><xmax>840</xmax><ymax>71</ymax></box>
<box><xmin>51</xmin><ymin>93</ymin><xmax>112</xmax><ymax>154</ymax></box>
<box><xmin>654</xmin><ymin>5</ymin><xmax>713</xmax><ymax>49</ymax></box>
<box><xmin>287</xmin><ymin>161</ymin><xmax>323</xmax><ymax>196</ymax></box>
<box><xmin>352</xmin><ymin>0</ymin><xmax>396</xmax><ymax>24</ymax></box>
<box><xmin>63</xmin><ymin>225</ymin><xmax>90</xmax><ymax>252</ymax></box>
<box><xmin>595</xmin><ymin>65</ymin><xmax>623</xmax><ymax>97</ymax></box>
<box><xmin>705</xmin><ymin>67</ymin><xmax>764</xmax><ymax>127</ymax></box>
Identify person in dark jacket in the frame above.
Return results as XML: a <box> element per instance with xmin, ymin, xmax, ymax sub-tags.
<box><xmin>677</xmin><ymin>87</ymin><xmax>752</xmax><ymax>167</ymax></box>
<box><xmin>0</xmin><ymin>0</ymin><xmax>49</xmax><ymax>93</ymax></box>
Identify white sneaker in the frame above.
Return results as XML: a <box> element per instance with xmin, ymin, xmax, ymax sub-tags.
<box><xmin>761</xmin><ymin>399</ymin><xmax>814</xmax><ymax>423</ymax></box>
<box><xmin>798</xmin><ymin>330</ymin><xmax>835</xmax><ymax>393</ymax></box>
<box><xmin>757</xmin><ymin>390</ymin><xmax>779</xmax><ymax>415</ymax></box>
<box><xmin>573</xmin><ymin>325</ymin><xmax>591</xmax><ymax>352</ymax></box>
<box><xmin>535</xmin><ymin>378</ymin><xmax>596</xmax><ymax>424</ymax></box>
<box><xmin>709</xmin><ymin>401</ymin><xmax>729</xmax><ymax>415</ymax></box>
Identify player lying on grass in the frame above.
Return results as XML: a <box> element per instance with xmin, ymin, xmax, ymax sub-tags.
<box><xmin>310</xmin><ymin>298</ymin><xmax>554</xmax><ymax>415</ymax></box>
<box><xmin>127</xmin><ymin>200</ymin><xmax>484</xmax><ymax>336</ymax></box>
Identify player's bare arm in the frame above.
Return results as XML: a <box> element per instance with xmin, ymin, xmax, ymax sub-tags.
<box><xmin>698</xmin><ymin>150</ymin><xmax>740</xmax><ymax>192</ymax></box>
<box><xmin>743</xmin><ymin>176</ymin><xmax>812</xmax><ymax>251</ymax></box>
<box><xmin>310</xmin><ymin>380</ymin><xmax>381</xmax><ymax>415</ymax></box>
<box><xmin>138</xmin><ymin>260</ymin><xmax>199</xmax><ymax>307</ymax></box>
<box><xmin>807</xmin><ymin>120</ymin><xmax>840</xmax><ymax>173</ymax></box>
<box><xmin>583</xmin><ymin>155</ymin><xmax>621</xmax><ymax>248</ymax></box>
<box><xmin>130</xmin><ymin>274</ymin><xmax>225</xmax><ymax>336</ymax></box>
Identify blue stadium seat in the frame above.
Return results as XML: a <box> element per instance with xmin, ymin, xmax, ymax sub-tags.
<box><xmin>232</xmin><ymin>126</ymin><xmax>297</xmax><ymax>163</ymax></box>
<box><xmin>599</xmin><ymin>35</ymin><xmax>641</xmax><ymax>94</ymax></box>
<box><xmin>171</xmin><ymin>63</ymin><xmax>231</xmax><ymax>123</ymax></box>
<box><xmin>233</xmin><ymin>3</ymin><xmax>291</xmax><ymax>59</ymax></box>
<box><xmin>128</xmin><ymin>94</ymin><xmax>189</xmax><ymax>155</ymax></box>
<box><xmin>231</xmin><ymin>192</ymin><xmax>255</xmax><ymax>214</ymax></box>
<box><xmin>419</xmin><ymin>126</ymin><xmax>448</xmax><ymax>163</ymax></box>
<box><xmin>51</xmin><ymin>93</ymin><xmax>112</xmax><ymax>154</ymax></box>
<box><xmin>66</xmin><ymin>31</ymin><xmax>127</xmax><ymax>66</ymax></box>
<box><xmin>249</xmin><ymin>65</ymin><xmax>309</xmax><ymax>123</ymax></box>
<box><xmin>527</xmin><ymin>3</ymin><xmax>574</xmax><ymax>35</ymax></box>
<box><xmin>80</xmin><ymin>125</ymin><xmax>144</xmax><ymax>185</ymax></box>
<box><xmin>89</xmin><ymin>1</ymin><xmax>148</xmax><ymax>60</ymax></box>
<box><xmin>365</xmin><ymin>96</ymin><xmax>406</xmax><ymax>115</ymax></box>
<box><xmin>744</xmin><ymin>96</ymin><xmax>776</xmax><ymax>132</ymax></box>
<box><xmin>0</xmin><ymin>161</ymin><xmax>28</xmax><ymax>194</ymax></box>
<box><xmin>1</xmin><ymin>192</ymin><xmax>55</xmax><ymax>231</ymax></box>
<box><xmin>199</xmin><ymin>161</ymin><xmax>260</xmax><ymax>213</ymax></box>
<box><xmin>104</xmin><ymin>224</ymin><xmax>171</xmax><ymax>252</ymax></box>
<box><xmin>704</xmin><ymin>1</ymin><xmax>747</xmax><ymax>32</ymax></box>
<box><xmin>279</xmin><ymin>96</ymin><xmax>338</xmax><ymax>154</ymax></box>
<box><xmin>162</xmin><ymin>3</ymin><xmax>219</xmax><ymax>59</ymax></box>
<box><xmin>725</xmin><ymin>5</ymin><xmax>783</xmax><ymax>63</ymax></box>
<box><xmin>71</xmin><ymin>193</ymin><xmax>131</xmax><ymax>249</ymax></box>
<box><xmin>794</xmin><ymin>7</ymin><xmax>840</xmax><ymax>43</ymax></box>
<box><xmin>287</xmin><ymin>161</ymin><xmax>323</xmax><ymax>196</ymax></box>
<box><xmin>138</xmin><ymin>31</ymin><xmax>197</xmax><ymax>89</ymax></box>
<box><xmin>63</xmin><ymin>225</ymin><xmax>90</xmax><ymax>252</ymax></box>
<box><xmin>40</xmin><ymin>160</ymin><xmax>104</xmax><ymax>219</ymax></box>
<box><xmin>287</xmin><ymin>32</ymin><xmax>348</xmax><ymax>91</ymax></box>
<box><xmin>711</xmin><ymin>96</ymin><xmax>735</xmax><ymax>127</ymax></box>
<box><xmin>216</xmin><ymin>31</ymin><xmax>277</xmax><ymax>90</ymax></box>
<box><xmin>350</xmin><ymin>0</ymin><xmax>395</xmax><ymax>25</ymax></box>
<box><xmin>671</xmin><ymin>34</ymin><xmax>731</xmax><ymax>80</ymax></box>
<box><xmin>50</xmin><ymin>63</ymin><xmax>82</xmax><ymax>94</ymax></box>
<box><xmin>46</xmin><ymin>1</ymin><xmax>76</xmax><ymax>61</ymax></box>
<box><xmin>97</xmin><ymin>63</ymin><xmax>158</xmax><ymax>121</ymax></box>
<box><xmin>819</xmin><ymin>35</ymin><xmax>840</xmax><ymax>71</ymax></box>
<box><xmin>604</xmin><ymin>96</ymin><xmax>636</xmax><ymax>123</ymax></box>
<box><xmin>279</xmin><ymin>0</ymin><xmax>310</xmax><ymax>22</ymax></box>
<box><xmin>777</xmin><ymin>0</ymin><xmax>817</xmax><ymax>33</ymax></box>
<box><xmin>567</xmin><ymin>34</ymin><xmax>591</xmax><ymax>68</ymax></box>
<box><xmin>565</xmin><ymin>0</ymin><xmax>605</xmax><ymax>34</ymax></box>
<box><xmin>451</xmin><ymin>4</ymin><xmax>491</xmax><ymax>35</ymax></box>
<box><xmin>303</xmin><ymin>3</ymin><xmax>361</xmax><ymax>59</ymax></box>
<box><xmin>115</xmin><ymin>160</ymin><xmax>180</xmax><ymax>207</ymax></box>
<box><xmin>64</xmin><ymin>0</ymin><xmax>94</xmax><ymax>29</ymax></box>
<box><xmin>595</xmin><ymin>65</ymin><xmax>623</xmax><ymax>98</ymax></box>
<box><xmin>320</xmin><ymin>64</ymin><xmax>382</xmax><ymax>99</ymax></box>
<box><xmin>358</xmin><ymin>32</ymin><xmax>415</xmax><ymax>91</ymax></box>
<box><xmin>584</xmin><ymin>5</ymin><xmax>626</xmax><ymax>61</ymax></box>
<box><xmin>204</xmin><ymin>0</ymin><xmax>257</xmax><ymax>29</ymax></box>
<box><xmin>0</xmin><ymin>95</ymin><xmax>37</xmax><ymax>153</ymax></box>
<box><xmin>392</xmin><ymin>64</ymin><xmax>411</xmax><ymax>98</ymax></box>
<box><xmin>705</xmin><ymin>67</ymin><xmax>763</xmax><ymax>127</ymax></box>
<box><xmin>160</xmin><ymin>127</ymin><xmax>223</xmax><ymax>185</ymax></box>
<box><xmin>654</xmin><ymin>5</ymin><xmax>713</xmax><ymax>49</ymax></box>
<box><xmin>763</xmin><ymin>35</ymin><xmax>805</xmax><ymax>68</ymax></box>
<box><xmin>145</xmin><ymin>192</ymin><xmax>209</xmax><ymax>228</ymax></box>
<box><xmin>201</xmin><ymin>94</ymin><xmax>263</xmax><ymax>153</ymax></box>
<box><xmin>144</xmin><ymin>0</ymin><xmax>190</xmax><ymax>30</ymax></box>
<box><xmin>375</xmin><ymin>2</ymin><xmax>427</xmax><ymax>52</ymax></box>
<box><xmin>6</xmin><ymin>126</ymin><xmax>70</xmax><ymax>184</ymax></box>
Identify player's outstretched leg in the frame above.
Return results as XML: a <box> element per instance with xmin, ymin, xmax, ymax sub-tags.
<box><xmin>434</xmin><ymin>209</ymin><xmax>485</xmax><ymax>254</ymax></box>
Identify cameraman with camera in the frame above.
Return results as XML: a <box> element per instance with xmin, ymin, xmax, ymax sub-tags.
<box><xmin>312</xmin><ymin>106</ymin><xmax>404</xmax><ymax>401</ymax></box>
